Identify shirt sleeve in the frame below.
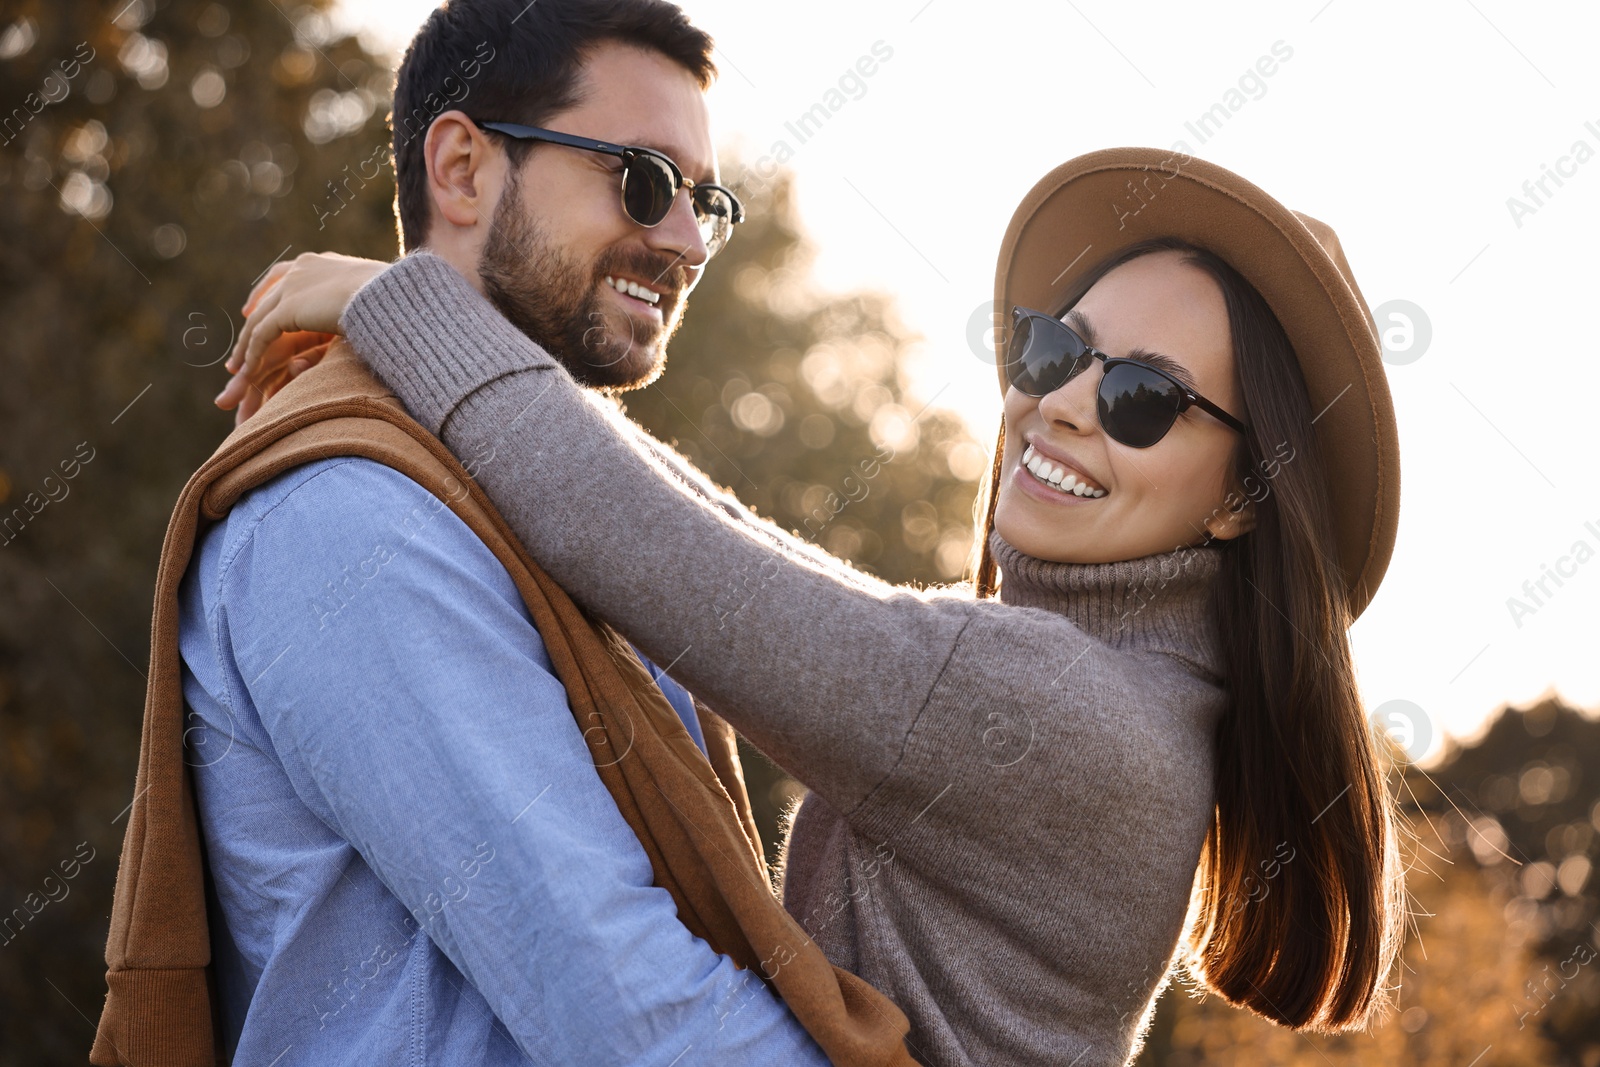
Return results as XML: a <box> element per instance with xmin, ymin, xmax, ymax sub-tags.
<box><xmin>213</xmin><ymin>456</ymin><xmax>829</xmax><ymax>1066</ymax></box>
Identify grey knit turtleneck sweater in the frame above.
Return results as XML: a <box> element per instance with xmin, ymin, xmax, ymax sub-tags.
<box><xmin>341</xmin><ymin>252</ymin><xmax>1230</xmax><ymax>1067</ymax></box>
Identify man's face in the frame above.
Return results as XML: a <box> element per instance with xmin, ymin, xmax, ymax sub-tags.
<box><xmin>479</xmin><ymin>41</ymin><xmax>717</xmax><ymax>390</ymax></box>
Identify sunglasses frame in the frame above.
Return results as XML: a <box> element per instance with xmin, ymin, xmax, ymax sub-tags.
<box><xmin>1005</xmin><ymin>306</ymin><xmax>1249</xmax><ymax>447</ymax></box>
<box><xmin>473</xmin><ymin>119</ymin><xmax>746</xmax><ymax>255</ymax></box>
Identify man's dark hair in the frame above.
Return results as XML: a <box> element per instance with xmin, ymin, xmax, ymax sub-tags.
<box><xmin>390</xmin><ymin>0</ymin><xmax>716</xmax><ymax>251</ymax></box>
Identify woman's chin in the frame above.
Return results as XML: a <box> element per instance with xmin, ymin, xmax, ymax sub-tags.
<box><xmin>992</xmin><ymin>507</ymin><xmax>1097</xmax><ymax>566</ymax></box>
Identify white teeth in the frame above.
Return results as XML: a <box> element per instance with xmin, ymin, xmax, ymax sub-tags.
<box><xmin>1021</xmin><ymin>442</ymin><xmax>1106</xmax><ymax>498</ymax></box>
<box><xmin>606</xmin><ymin>276</ymin><xmax>661</xmax><ymax>305</ymax></box>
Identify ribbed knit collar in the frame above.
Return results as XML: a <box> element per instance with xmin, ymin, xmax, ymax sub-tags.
<box><xmin>990</xmin><ymin>529</ymin><xmax>1227</xmax><ymax>683</ymax></box>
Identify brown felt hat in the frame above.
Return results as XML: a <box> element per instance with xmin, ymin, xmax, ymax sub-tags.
<box><xmin>993</xmin><ymin>147</ymin><xmax>1400</xmax><ymax>620</ymax></box>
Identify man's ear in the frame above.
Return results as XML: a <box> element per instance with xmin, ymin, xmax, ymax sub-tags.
<box><xmin>423</xmin><ymin>110</ymin><xmax>504</xmax><ymax>231</ymax></box>
<box><xmin>1204</xmin><ymin>488</ymin><xmax>1257</xmax><ymax>541</ymax></box>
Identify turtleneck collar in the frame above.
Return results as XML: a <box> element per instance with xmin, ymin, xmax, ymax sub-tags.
<box><xmin>989</xmin><ymin>529</ymin><xmax>1227</xmax><ymax>684</ymax></box>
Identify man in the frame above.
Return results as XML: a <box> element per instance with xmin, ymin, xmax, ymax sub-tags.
<box><xmin>187</xmin><ymin>1</ymin><xmax>828</xmax><ymax>1062</ymax></box>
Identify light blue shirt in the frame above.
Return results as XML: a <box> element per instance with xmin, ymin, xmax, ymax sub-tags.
<box><xmin>178</xmin><ymin>456</ymin><xmax>827</xmax><ymax>1066</ymax></box>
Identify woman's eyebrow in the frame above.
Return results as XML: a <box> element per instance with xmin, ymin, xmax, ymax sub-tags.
<box><xmin>1065</xmin><ymin>309</ymin><xmax>1200</xmax><ymax>392</ymax></box>
<box><xmin>1125</xmin><ymin>347</ymin><xmax>1200</xmax><ymax>392</ymax></box>
<box><xmin>1063</xmin><ymin>309</ymin><xmax>1100</xmax><ymax>346</ymax></box>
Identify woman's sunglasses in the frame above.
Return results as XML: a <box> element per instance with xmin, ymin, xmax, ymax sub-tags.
<box><xmin>1004</xmin><ymin>306</ymin><xmax>1249</xmax><ymax>448</ymax></box>
<box><xmin>475</xmin><ymin>120</ymin><xmax>746</xmax><ymax>258</ymax></box>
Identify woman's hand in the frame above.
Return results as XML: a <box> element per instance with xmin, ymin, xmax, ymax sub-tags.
<box><xmin>216</xmin><ymin>251</ymin><xmax>388</xmax><ymax>424</ymax></box>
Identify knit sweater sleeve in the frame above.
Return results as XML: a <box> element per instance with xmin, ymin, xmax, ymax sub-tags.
<box><xmin>607</xmin><ymin>403</ymin><xmax>886</xmax><ymax>593</ymax></box>
<box><xmin>341</xmin><ymin>252</ymin><xmax>971</xmax><ymax>812</ymax></box>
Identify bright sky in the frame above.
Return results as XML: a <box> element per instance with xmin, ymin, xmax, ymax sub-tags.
<box><xmin>337</xmin><ymin>0</ymin><xmax>1600</xmax><ymax>761</ymax></box>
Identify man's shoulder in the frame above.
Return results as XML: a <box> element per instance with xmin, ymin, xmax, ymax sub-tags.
<box><xmin>205</xmin><ymin>455</ymin><xmax>440</xmax><ymax>563</ymax></box>
<box><xmin>192</xmin><ymin>454</ymin><xmax>520</xmax><ymax>629</ymax></box>
<box><xmin>185</xmin><ymin>453</ymin><xmax>557</xmax><ymax>674</ymax></box>
<box><xmin>229</xmin><ymin>454</ymin><xmax>426</xmax><ymax>519</ymax></box>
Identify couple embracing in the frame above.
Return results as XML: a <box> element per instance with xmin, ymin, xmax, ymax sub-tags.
<box><xmin>92</xmin><ymin>1</ymin><xmax>1406</xmax><ymax>1064</ymax></box>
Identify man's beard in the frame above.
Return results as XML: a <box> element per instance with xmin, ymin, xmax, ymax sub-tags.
<box><xmin>478</xmin><ymin>172</ymin><xmax>689</xmax><ymax>391</ymax></box>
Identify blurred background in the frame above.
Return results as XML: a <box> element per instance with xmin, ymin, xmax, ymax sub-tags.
<box><xmin>1</xmin><ymin>0</ymin><xmax>1597</xmax><ymax>1063</ymax></box>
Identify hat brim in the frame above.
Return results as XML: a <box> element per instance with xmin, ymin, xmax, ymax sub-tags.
<box><xmin>993</xmin><ymin>147</ymin><xmax>1399</xmax><ymax>620</ymax></box>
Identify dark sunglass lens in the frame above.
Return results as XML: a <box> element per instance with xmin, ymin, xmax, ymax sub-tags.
<box><xmin>693</xmin><ymin>188</ymin><xmax>735</xmax><ymax>255</ymax></box>
<box><xmin>1099</xmin><ymin>363</ymin><xmax>1183</xmax><ymax>447</ymax></box>
<box><xmin>1006</xmin><ymin>313</ymin><xmax>1081</xmax><ymax>396</ymax></box>
<box><xmin>622</xmin><ymin>154</ymin><xmax>676</xmax><ymax>226</ymax></box>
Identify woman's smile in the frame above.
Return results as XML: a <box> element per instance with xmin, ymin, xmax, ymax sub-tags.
<box><xmin>1018</xmin><ymin>440</ymin><xmax>1108</xmax><ymax>499</ymax></box>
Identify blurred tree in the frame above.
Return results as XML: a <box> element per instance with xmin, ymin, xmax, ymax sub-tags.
<box><xmin>622</xmin><ymin>168</ymin><xmax>988</xmax><ymax>865</ymax></box>
<box><xmin>0</xmin><ymin>1</ymin><xmax>397</xmax><ymax>1061</ymax></box>
<box><xmin>1135</xmin><ymin>698</ymin><xmax>1600</xmax><ymax>1066</ymax></box>
<box><xmin>1404</xmin><ymin>699</ymin><xmax>1600</xmax><ymax>1065</ymax></box>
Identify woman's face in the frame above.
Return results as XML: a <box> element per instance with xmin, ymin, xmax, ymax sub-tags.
<box><xmin>993</xmin><ymin>249</ymin><xmax>1255</xmax><ymax>565</ymax></box>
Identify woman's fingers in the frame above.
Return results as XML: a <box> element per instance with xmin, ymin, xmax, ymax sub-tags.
<box><xmin>232</xmin><ymin>379</ymin><xmax>261</xmax><ymax>426</ymax></box>
<box><xmin>241</xmin><ymin>259</ymin><xmax>291</xmax><ymax>316</ymax></box>
<box><xmin>215</xmin><ymin>372</ymin><xmax>246</xmax><ymax>410</ymax></box>
<box><xmin>227</xmin><ymin>282</ymin><xmax>282</xmax><ymax>381</ymax></box>
<box><xmin>238</xmin><ymin>287</ymin><xmax>294</xmax><ymax>389</ymax></box>
<box><xmin>220</xmin><ymin>253</ymin><xmax>390</xmax><ymax>418</ymax></box>
<box><xmin>231</xmin><ymin>260</ymin><xmax>293</xmax><ymax>370</ymax></box>
<box><xmin>266</xmin><ymin>331</ymin><xmax>334</xmax><ymax>378</ymax></box>
<box><xmin>233</xmin><ymin>360</ymin><xmax>290</xmax><ymax>425</ymax></box>
<box><xmin>217</xmin><ymin>330</ymin><xmax>332</xmax><ymax>412</ymax></box>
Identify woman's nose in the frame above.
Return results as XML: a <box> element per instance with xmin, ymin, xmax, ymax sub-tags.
<box><xmin>1036</xmin><ymin>359</ymin><xmax>1101</xmax><ymax>433</ymax></box>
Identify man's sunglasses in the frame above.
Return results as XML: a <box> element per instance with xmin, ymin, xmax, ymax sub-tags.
<box><xmin>1004</xmin><ymin>306</ymin><xmax>1249</xmax><ymax>448</ymax></box>
<box><xmin>474</xmin><ymin>120</ymin><xmax>745</xmax><ymax>258</ymax></box>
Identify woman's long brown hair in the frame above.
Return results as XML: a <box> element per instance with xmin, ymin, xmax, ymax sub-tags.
<box><xmin>972</xmin><ymin>238</ymin><xmax>1405</xmax><ymax>1031</ymax></box>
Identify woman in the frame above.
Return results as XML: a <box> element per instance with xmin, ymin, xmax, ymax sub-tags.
<box><xmin>222</xmin><ymin>148</ymin><xmax>1406</xmax><ymax>1065</ymax></box>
